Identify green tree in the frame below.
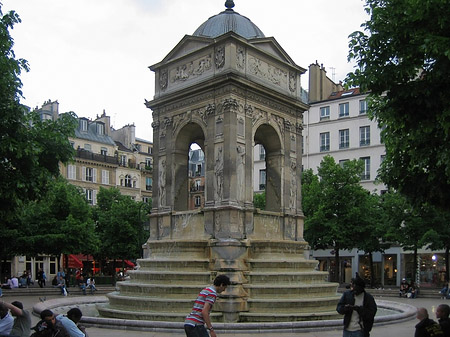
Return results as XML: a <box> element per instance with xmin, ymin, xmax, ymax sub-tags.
<box><xmin>381</xmin><ymin>190</ymin><xmax>434</xmax><ymax>285</ymax></box>
<box><xmin>94</xmin><ymin>187</ymin><xmax>148</xmax><ymax>273</ymax></box>
<box><xmin>347</xmin><ymin>0</ymin><xmax>450</xmax><ymax>209</ymax></box>
<box><xmin>253</xmin><ymin>191</ymin><xmax>266</xmax><ymax>210</ymax></box>
<box><xmin>302</xmin><ymin>156</ymin><xmax>370</xmax><ymax>283</ymax></box>
<box><xmin>0</xmin><ymin>5</ymin><xmax>77</xmax><ymax>267</ymax></box>
<box><xmin>18</xmin><ymin>178</ymin><xmax>98</xmax><ymax>268</ymax></box>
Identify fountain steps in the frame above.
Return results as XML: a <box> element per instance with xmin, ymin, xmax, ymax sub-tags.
<box><xmin>115</xmin><ymin>282</ymin><xmax>337</xmax><ymax>299</ymax></box>
<box><xmin>97</xmin><ymin>305</ymin><xmax>222</xmax><ymax>321</ymax></box>
<box><xmin>136</xmin><ymin>259</ymin><xmax>209</xmax><ymax>271</ymax></box>
<box><xmin>239</xmin><ymin>311</ymin><xmax>342</xmax><ymax>322</ymax></box>
<box><xmin>248</xmin><ymin>259</ymin><xmax>318</xmax><ymax>271</ymax></box>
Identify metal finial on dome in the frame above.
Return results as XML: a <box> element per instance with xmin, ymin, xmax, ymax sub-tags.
<box><xmin>225</xmin><ymin>0</ymin><xmax>235</xmax><ymax>10</ymax></box>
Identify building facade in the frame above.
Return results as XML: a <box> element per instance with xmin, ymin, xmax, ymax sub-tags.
<box><xmin>5</xmin><ymin>100</ymin><xmax>153</xmax><ymax>281</ymax></box>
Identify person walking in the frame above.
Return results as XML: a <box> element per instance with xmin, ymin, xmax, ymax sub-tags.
<box><xmin>336</xmin><ymin>275</ymin><xmax>377</xmax><ymax>337</ymax></box>
<box><xmin>184</xmin><ymin>274</ymin><xmax>231</xmax><ymax>337</ymax></box>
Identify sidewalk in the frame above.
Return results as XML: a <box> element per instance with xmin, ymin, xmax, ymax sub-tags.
<box><xmin>1</xmin><ymin>292</ymin><xmax>444</xmax><ymax>337</ymax></box>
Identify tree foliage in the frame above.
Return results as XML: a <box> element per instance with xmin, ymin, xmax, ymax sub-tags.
<box><xmin>94</xmin><ymin>187</ymin><xmax>148</xmax><ymax>263</ymax></box>
<box><xmin>18</xmin><ymin>177</ymin><xmax>98</xmax><ymax>260</ymax></box>
<box><xmin>347</xmin><ymin>0</ymin><xmax>450</xmax><ymax>209</ymax></box>
<box><xmin>253</xmin><ymin>191</ymin><xmax>266</xmax><ymax>210</ymax></box>
<box><xmin>0</xmin><ymin>5</ymin><xmax>77</xmax><ymax>261</ymax></box>
<box><xmin>303</xmin><ymin>156</ymin><xmax>374</xmax><ymax>282</ymax></box>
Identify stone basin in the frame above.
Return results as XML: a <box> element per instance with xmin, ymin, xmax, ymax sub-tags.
<box><xmin>33</xmin><ymin>297</ymin><xmax>417</xmax><ymax>333</ymax></box>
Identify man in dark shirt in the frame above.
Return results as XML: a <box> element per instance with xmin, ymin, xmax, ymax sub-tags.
<box><xmin>415</xmin><ymin>307</ymin><xmax>444</xmax><ymax>337</ymax></box>
<box><xmin>436</xmin><ymin>304</ymin><xmax>450</xmax><ymax>337</ymax></box>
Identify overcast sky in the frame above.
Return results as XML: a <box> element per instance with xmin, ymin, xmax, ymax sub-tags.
<box><xmin>3</xmin><ymin>0</ymin><xmax>368</xmax><ymax>141</ymax></box>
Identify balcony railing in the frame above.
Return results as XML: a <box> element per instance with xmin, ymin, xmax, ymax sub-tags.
<box><xmin>190</xmin><ymin>185</ymin><xmax>205</xmax><ymax>192</ymax></box>
<box><xmin>75</xmin><ymin>149</ymin><xmax>118</xmax><ymax>164</ymax></box>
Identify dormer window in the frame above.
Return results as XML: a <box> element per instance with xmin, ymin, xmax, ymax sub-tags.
<box><xmin>80</xmin><ymin>119</ymin><xmax>88</xmax><ymax>132</ymax></box>
<box><xmin>96</xmin><ymin>122</ymin><xmax>105</xmax><ymax>135</ymax></box>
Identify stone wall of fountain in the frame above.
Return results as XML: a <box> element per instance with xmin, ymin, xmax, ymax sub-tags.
<box><xmin>97</xmin><ymin>212</ymin><xmax>340</xmax><ymax>323</ymax></box>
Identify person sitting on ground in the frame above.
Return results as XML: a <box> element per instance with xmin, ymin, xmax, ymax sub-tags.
<box><xmin>409</xmin><ymin>282</ymin><xmax>418</xmax><ymax>298</ymax></box>
<box><xmin>399</xmin><ymin>278</ymin><xmax>409</xmax><ymax>298</ymax></box>
<box><xmin>415</xmin><ymin>307</ymin><xmax>444</xmax><ymax>337</ymax></box>
<box><xmin>441</xmin><ymin>283</ymin><xmax>450</xmax><ymax>300</ymax></box>
<box><xmin>0</xmin><ymin>302</ymin><xmax>14</xmax><ymax>336</ymax></box>
<box><xmin>31</xmin><ymin>309</ymin><xmax>69</xmax><ymax>337</ymax></box>
<box><xmin>2</xmin><ymin>300</ymin><xmax>32</xmax><ymax>337</ymax></box>
<box><xmin>56</xmin><ymin>277</ymin><xmax>68</xmax><ymax>296</ymax></box>
<box><xmin>436</xmin><ymin>304</ymin><xmax>450</xmax><ymax>337</ymax></box>
<box><xmin>56</xmin><ymin>308</ymin><xmax>87</xmax><ymax>337</ymax></box>
<box><xmin>18</xmin><ymin>273</ymin><xmax>28</xmax><ymax>288</ymax></box>
<box><xmin>78</xmin><ymin>276</ymin><xmax>86</xmax><ymax>296</ymax></box>
<box><xmin>86</xmin><ymin>277</ymin><xmax>96</xmax><ymax>294</ymax></box>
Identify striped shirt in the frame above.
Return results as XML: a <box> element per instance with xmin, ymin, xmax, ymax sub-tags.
<box><xmin>185</xmin><ymin>286</ymin><xmax>217</xmax><ymax>326</ymax></box>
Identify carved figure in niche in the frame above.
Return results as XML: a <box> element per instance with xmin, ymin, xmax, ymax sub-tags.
<box><xmin>237</xmin><ymin>145</ymin><xmax>245</xmax><ymax>201</ymax></box>
<box><xmin>215</xmin><ymin>46</ymin><xmax>225</xmax><ymax>69</ymax></box>
<box><xmin>289</xmin><ymin>72</ymin><xmax>297</xmax><ymax>92</ymax></box>
<box><xmin>158</xmin><ymin>159</ymin><xmax>166</xmax><ymax>207</ymax></box>
<box><xmin>289</xmin><ymin>160</ymin><xmax>297</xmax><ymax>210</ymax></box>
<box><xmin>160</xmin><ymin>69</ymin><xmax>168</xmax><ymax>90</ymax></box>
<box><xmin>215</xmin><ymin>146</ymin><xmax>224</xmax><ymax>200</ymax></box>
<box><xmin>236</xmin><ymin>47</ymin><xmax>245</xmax><ymax>69</ymax></box>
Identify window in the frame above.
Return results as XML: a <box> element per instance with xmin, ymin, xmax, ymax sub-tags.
<box><xmin>301</xmin><ymin>136</ymin><xmax>304</xmax><ymax>154</ymax></box>
<box><xmin>67</xmin><ymin>165</ymin><xmax>76</xmax><ymax>180</ymax></box>
<box><xmin>195</xmin><ymin>196</ymin><xmax>201</xmax><ymax>207</ymax></box>
<box><xmin>198</xmin><ymin>150</ymin><xmax>204</xmax><ymax>161</ymax></box>
<box><xmin>85</xmin><ymin>167</ymin><xmax>93</xmax><ymax>182</ymax></box>
<box><xmin>70</xmin><ymin>141</ymin><xmax>75</xmax><ymax>148</ymax></box>
<box><xmin>381</xmin><ymin>155</ymin><xmax>386</xmax><ymax>163</ymax></box>
<box><xmin>339</xmin><ymin>159</ymin><xmax>349</xmax><ymax>168</ymax></box>
<box><xmin>195</xmin><ymin>164</ymin><xmax>202</xmax><ymax>176</ymax></box>
<box><xmin>339</xmin><ymin>129</ymin><xmax>350</xmax><ymax>149</ymax></box>
<box><xmin>259</xmin><ymin>146</ymin><xmax>266</xmax><ymax>160</ymax></box>
<box><xmin>86</xmin><ymin>189</ymin><xmax>93</xmax><ymax>204</ymax></box>
<box><xmin>320</xmin><ymin>106</ymin><xmax>330</xmax><ymax>120</ymax></box>
<box><xmin>320</xmin><ymin>132</ymin><xmax>330</xmax><ymax>152</ymax></box>
<box><xmin>147</xmin><ymin>146</ymin><xmax>152</xmax><ymax>154</ymax></box>
<box><xmin>142</xmin><ymin>196</ymin><xmax>151</xmax><ymax>203</ymax></box>
<box><xmin>120</xmin><ymin>155</ymin><xmax>127</xmax><ymax>166</ymax></box>
<box><xmin>339</xmin><ymin>102</ymin><xmax>349</xmax><ymax>117</ymax></box>
<box><xmin>101</xmin><ymin>147</ymin><xmax>107</xmax><ymax>156</ymax></box>
<box><xmin>82</xmin><ymin>167</ymin><xmax>96</xmax><ymax>182</ymax></box>
<box><xmin>101</xmin><ymin>170</ymin><xmax>109</xmax><ymax>185</ymax></box>
<box><xmin>124</xmin><ymin>174</ymin><xmax>132</xmax><ymax>188</ymax></box>
<box><xmin>96</xmin><ymin>123</ymin><xmax>104</xmax><ymax>135</ymax></box>
<box><xmin>80</xmin><ymin>119</ymin><xmax>88</xmax><ymax>132</ymax></box>
<box><xmin>145</xmin><ymin>158</ymin><xmax>152</xmax><ymax>169</ymax></box>
<box><xmin>360</xmin><ymin>157</ymin><xmax>371</xmax><ymax>180</ymax></box>
<box><xmin>360</xmin><ymin>126</ymin><xmax>370</xmax><ymax>146</ymax></box>
<box><xmin>259</xmin><ymin>169</ymin><xmax>266</xmax><ymax>190</ymax></box>
<box><xmin>146</xmin><ymin>177</ymin><xmax>152</xmax><ymax>191</ymax></box>
<box><xmin>360</xmin><ymin>100</ymin><xmax>368</xmax><ymax>114</ymax></box>
<box><xmin>84</xmin><ymin>144</ymin><xmax>92</xmax><ymax>152</ymax></box>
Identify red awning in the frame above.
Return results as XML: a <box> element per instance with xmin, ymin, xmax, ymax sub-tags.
<box><xmin>124</xmin><ymin>260</ymin><xmax>135</xmax><ymax>268</ymax></box>
<box><xmin>67</xmin><ymin>254</ymin><xmax>83</xmax><ymax>268</ymax></box>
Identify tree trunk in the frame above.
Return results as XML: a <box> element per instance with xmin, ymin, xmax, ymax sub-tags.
<box><xmin>334</xmin><ymin>246</ymin><xmax>340</xmax><ymax>283</ymax></box>
<box><xmin>64</xmin><ymin>254</ymin><xmax>69</xmax><ymax>270</ymax></box>
<box><xmin>413</xmin><ymin>248</ymin><xmax>418</xmax><ymax>285</ymax></box>
<box><xmin>369</xmin><ymin>252</ymin><xmax>375</xmax><ymax>288</ymax></box>
<box><xmin>446</xmin><ymin>246</ymin><xmax>450</xmax><ymax>283</ymax></box>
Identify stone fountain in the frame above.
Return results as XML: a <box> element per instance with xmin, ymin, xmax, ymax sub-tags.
<box><xmin>97</xmin><ymin>1</ymin><xmax>340</xmax><ymax>325</ymax></box>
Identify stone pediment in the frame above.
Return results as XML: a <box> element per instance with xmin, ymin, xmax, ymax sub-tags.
<box><xmin>249</xmin><ymin>37</ymin><xmax>302</xmax><ymax>71</ymax></box>
<box><xmin>151</xmin><ymin>35</ymin><xmax>213</xmax><ymax>69</ymax></box>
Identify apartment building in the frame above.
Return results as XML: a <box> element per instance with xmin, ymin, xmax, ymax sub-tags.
<box><xmin>6</xmin><ymin>100</ymin><xmax>153</xmax><ymax>280</ymax></box>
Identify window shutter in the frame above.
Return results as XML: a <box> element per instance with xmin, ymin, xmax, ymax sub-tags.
<box><xmin>93</xmin><ymin>168</ymin><xmax>97</xmax><ymax>183</ymax></box>
<box><xmin>93</xmin><ymin>190</ymin><xmax>97</xmax><ymax>205</ymax></box>
<box><xmin>82</xmin><ymin>166</ymin><xmax>86</xmax><ymax>181</ymax></box>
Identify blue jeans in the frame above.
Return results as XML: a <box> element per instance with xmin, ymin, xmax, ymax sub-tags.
<box><xmin>343</xmin><ymin>330</ymin><xmax>363</xmax><ymax>337</ymax></box>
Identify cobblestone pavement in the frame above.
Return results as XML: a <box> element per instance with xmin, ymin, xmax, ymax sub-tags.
<box><xmin>2</xmin><ymin>292</ymin><xmax>446</xmax><ymax>337</ymax></box>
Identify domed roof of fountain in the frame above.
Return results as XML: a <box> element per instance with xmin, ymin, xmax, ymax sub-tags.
<box><xmin>193</xmin><ymin>0</ymin><xmax>265</xmax><ymax>39</ymax></box>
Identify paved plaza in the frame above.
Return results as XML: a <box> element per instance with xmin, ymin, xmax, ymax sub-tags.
<box><xmin>2</xmin><ymin>291</ymin><xmax>447</xmax><ymax>337</ymax></box>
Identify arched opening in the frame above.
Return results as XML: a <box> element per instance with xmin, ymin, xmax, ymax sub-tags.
<box><xmin>254</xmin><ymin>124</ymin><xmax>282</xmax><ymax>212</ymax></box>
<box><xmin>173</xmin><ymin>122</ymin><xmax>205</xmax><ymax>211</ymax></box>
<box><xmin>188</xmin><ymin>144</ymin><xmax>205</xmax><ymax>210</ymax></box>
